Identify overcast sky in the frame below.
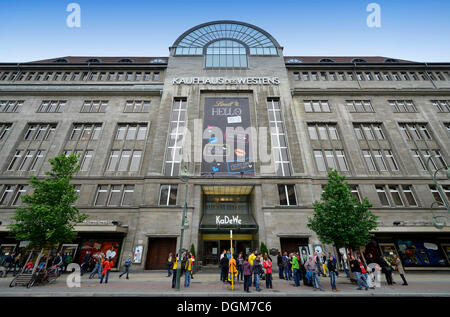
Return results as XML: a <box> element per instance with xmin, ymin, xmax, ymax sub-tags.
<box><xmin>0</xmin><ymin>0</ymin><xmax>449</xmax><ymax>62</ymax></box>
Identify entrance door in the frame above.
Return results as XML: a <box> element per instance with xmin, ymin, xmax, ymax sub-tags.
<box><xmin>145</xmin><ymin>237</ymin><xmax>177</xmax><ymax>270</ymax></box>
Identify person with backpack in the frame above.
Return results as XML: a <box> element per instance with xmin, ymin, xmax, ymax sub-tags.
<box><xmin>119</xmin><ymin>253</ymin><xmax>132</xmax><ymax>279</ymax></box>
<box><xmin>262</xmin><ymin>254</ymin><xmax>273</xmax><ymax>289</ymax></box>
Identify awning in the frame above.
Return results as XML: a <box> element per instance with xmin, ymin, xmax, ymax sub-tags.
<box><xmin>200</xmin><ymin>214</ymin><xmax>258</xmax><ymax>231</ymax></box>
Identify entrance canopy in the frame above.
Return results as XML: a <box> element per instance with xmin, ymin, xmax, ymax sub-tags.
<box><xmin>202</xmin><ymin>185</ymin><xmax>253</xmax><ymax>195</ymax></box>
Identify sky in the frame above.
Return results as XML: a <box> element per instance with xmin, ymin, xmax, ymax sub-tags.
<box><xmin>0</xmin><ymin>0</ymin><xmax>449</xmax><ymax>62</ymax></box>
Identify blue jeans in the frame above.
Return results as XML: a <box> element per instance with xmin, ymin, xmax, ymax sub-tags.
<box><xmin>184</xmin><ymin>270</ymin><xmax>191</xmax><ymax>287</ymax></box>
<box><xmin>354</xmin><ymin>272</ymin><xmax>368</xmax><ymax>289</ymax></box>
<box><xmin>237</xmin><ymin>265</ymin><xmax>243</xmax><ymax>281</ymax></box>
<box><xmin>293</xmin><ymin>268</ymin><xmax>300</xmax><ymax>286</ymax></box>
<box><xmin>284</xmin><ymin>267</ymin><xmax>291</xmax><ymax>280</ymax></box>
<box><xmin>89</xmin><ymin>264</ymin><xmax>102</xmax><ymax>279</ymax></box>
<box><xmin>168</xmin><ymin>263</ymin><xmax>172</xmax><ymax>276</ymax></box>
<box><xmin>278</xmin><ymin>264</ymin><xmax>284</xmax><ymax>279</ymax></box>
<box><xmin>253</xmin><ymin>273</ymin><xmax>260</xmax><ymax>290</ymax></box>
<box><xmin>311</xmin><ymin>271</ymin><xmax>323</xmax><ymax>290</ymax></box>
<box><xmin>119</xmin><ymin>265</ymin><xmax>130</xmax><ymax>279</ymax></box>
<box><xmin>100</xmin><ymin>270</ymin><xmax>109</xmax><ymax>283</ymax></box>
<box><xmin>329</xmin><ymin>271</ymin><xmax>337</xmax><ymax>290</ymax></box>
<box><xmin>344</xmin><ymin>267</ymin><xmax>350</xmax><ymax>278</ymax></box>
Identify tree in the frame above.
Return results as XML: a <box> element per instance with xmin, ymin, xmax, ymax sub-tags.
<box><xmin>307</xmin><ymin>169</ymin><xmax>378</xmax><ymax>260</ymax></box>
<box><xmin>260</xmin><ymin>242</ymin><xmax>269</xmax><ymax>257</ymax></box>
<box><xmin>190</xmin><ymin>243</ymin><xmax>196</xmax><ymax>258</ymax></box>
<box><xmin>9</xmin><ymin>153</ymin><xmax>88</xmax><ymax>248</ymax></box>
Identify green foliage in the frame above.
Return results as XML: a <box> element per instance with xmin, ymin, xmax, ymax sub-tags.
<box><xmin>260</xmin><ymin>242</ymin><xmax>269</xmax><ymax>257</ymax></box>
<box><xmin>190</xmin><ymin>243</ymin><xmax>196</xmax><ymax>258</ymax></box>
<box><xmin>8</xmin><ymin>153</ymin><xmax>88</xmax><ymax>247</ymax></box>
<box><xmin>307</xmin><ymin>169</ymin><xmax>378</xmax><ymax>249</ymax></box>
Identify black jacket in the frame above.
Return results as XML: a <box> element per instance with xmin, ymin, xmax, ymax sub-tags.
<box><xmin>350</xmin><ymin>260</ymin><xmax>361</xmax><ymax>273</ymax></box>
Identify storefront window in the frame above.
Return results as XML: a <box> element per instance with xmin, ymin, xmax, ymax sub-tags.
<box><xmin>396</xmin><ymin>240</ymin><xmax>447</xmax><ymax>266</ymax></box>
<box><xmin>78</xmin><ymin>240</ymin><xmax>121</xmax><ymax>268</ymax></box>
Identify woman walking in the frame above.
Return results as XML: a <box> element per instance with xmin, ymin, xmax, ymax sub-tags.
<box><xmin>394</xmin><ymin>255</ymin><xmax>408</xmax><ymax>286</ymax></box>
<box><xmin>262</xmin><ymin>254</ymin><xmax>273</xmax><ymax>289</ymax></box>
<box><xmin>237</xmin><ymin>252</ymin><xmax>244</xmax><ymax>282</ymax></box>
<box><xmin>184</xmin><ymin>253</ymin><xmax>193</xmax><ymax>287</ymax></box>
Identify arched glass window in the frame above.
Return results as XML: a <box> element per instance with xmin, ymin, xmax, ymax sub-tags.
<box><xmin>53</xmin><ymin>58</ymin><xmax>68</xmax><ymax>63</ymax></box>
<box><xmin>319</xmin><ymin>58</ymin><xmax>335</xmax><ymax>63</ymax></box>
<box><xmin>86</xmin><ymin>58</ymin><xmax>101</xmax><ymax>63</ymax></box>
<box><xmin>384</xmin><ymin>58</ymin><xmax>398</xmax><ymax>63</ymax></box>
<box><xmin>205</xmin><ymin>40</ymin><xmax>247</xmax><ymax>68</ymax></box>
<box><xmin>118</xmin><ymin>58</ymin><xmax>133</xmax><ymax>63</ymax></box>
<box><xmin>285</xmin><ymin>58</ymin><xmax>303</xmax><ymax>63</ymax></box>
<box><xmin>173</xmin><ymin>21</ymin><xmax>279</xmax><ymax>56</ymax></box>
<box><xmin>352</xmin><ymin>58</ymin><xmax>368</xmax><ymax>63</ymax></box>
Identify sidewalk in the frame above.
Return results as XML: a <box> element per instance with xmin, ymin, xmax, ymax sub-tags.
<box><xmin>1</xmin><ymin>271</ymin><xmax>449</xmax><ymax>297</ymax></box>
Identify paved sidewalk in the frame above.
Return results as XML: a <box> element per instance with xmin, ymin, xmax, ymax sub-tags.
<box><xmin>1</xmin><ymin>271</ymin><xmax>449</xmax><ymax>297</ymax></box>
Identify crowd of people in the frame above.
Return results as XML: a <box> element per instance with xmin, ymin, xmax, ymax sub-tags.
<box><xmin>168</xmin><ymin>251</ymin><xmax>196</xmax><ymax>288</ymax></box>
<box><xmin>199</xmin><ymin>249</ymin><xmax>410</xmax><ymax>292</ymax></box>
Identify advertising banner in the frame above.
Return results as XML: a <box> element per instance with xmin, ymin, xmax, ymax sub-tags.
<box><xmin>202</xmin><ymin>97</ymin><xmax>254</xmax><ymax>176</ymax></box>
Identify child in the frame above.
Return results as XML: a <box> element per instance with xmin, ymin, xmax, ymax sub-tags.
<box><xmin>100</xmin><ymin>257</ymin><xmax>113</xmax><ymax>284</ymax></box>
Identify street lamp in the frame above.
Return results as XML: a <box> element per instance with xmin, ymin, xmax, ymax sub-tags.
<box><xmin>175</xmin><ymin>165</ymin><xmax>190</xmax><ymax>290</ymax></box>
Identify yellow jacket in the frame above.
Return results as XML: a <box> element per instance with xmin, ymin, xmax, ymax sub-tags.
<box><xmin>173</xmin><ymin>257</ymin><xmax>178</xmax><ymax>270</ymax></box>
<box><xmin>249</xmin><ymin>254</ymin><xmax>256</xmax><ymax>266</ymax></box>
<box><xmin>185</xmin><ymin>258</ymin><xmax>193</xmax><ymax>272</ymax></box>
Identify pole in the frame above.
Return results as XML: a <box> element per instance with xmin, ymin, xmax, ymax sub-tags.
<box><xmin>230</xmin><ymin>230</ymin><xmax>233</xmax><ymax>291</ymax></box>
<box><xmin>175</xmin><ymin>177</ymin><xmax>189</xmax><ymax>290</ymax></box>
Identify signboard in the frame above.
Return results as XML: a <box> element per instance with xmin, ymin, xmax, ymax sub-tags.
<box><xmin>172</xmin><ymin>77</ymin><xmax>280</xmax><ymax>85</ymax></box>
<box><xmin>133</xmin><ymin>245</ymin><xmax>143</xmax><ymax>263</ymax></box>
<box><xmin>202</xmin><ymin>97</ymin><xmax>254</xmax><ymax>176</ymax></box>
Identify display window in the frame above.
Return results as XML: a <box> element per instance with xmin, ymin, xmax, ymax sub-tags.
<box><xmin>78</xmin><ymin>239</ymin><xmax>121</xmax><ymax>268</ymax></box>
<box><xmin>396</xmin><ymin>240</ymin><xmax>447</xmax><ymax>267</ymax></box>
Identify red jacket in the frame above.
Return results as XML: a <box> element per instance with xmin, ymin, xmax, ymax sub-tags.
<box><xmin>102</xmin><ymin>260</ymin><xmax>113</xmax><ymax>275</ymax></box>
<box><xmin>263</xmin><ymin>260</ymin><xmax>273</xmax><ymax>274</ymax></box>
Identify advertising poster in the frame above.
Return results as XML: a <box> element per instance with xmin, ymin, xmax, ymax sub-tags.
<box><xmin>396</xmin><ymin>240</ymin><xmax>446</xmax><ymax>266</ymax></box>
<box><xmin>202</xmin><ymin>97</ymin><xmax>254</xmax><ymax>176</ymax></box>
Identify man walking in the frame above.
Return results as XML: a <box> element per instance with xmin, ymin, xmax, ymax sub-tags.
<box><xmin>327</xmin><ymin>254</ymin><xmax>338</xmax><ymax>292</ymax></box>
<box><xmin>252</xmin><ymin>255</ymin><xmax>262</xmax><ymax>292</ymax></box>
<box><xmin>89</xmin><ymin>251</ymin><xmax>103</xmax><ymax>279</ymax></box>
<box><xmin>119</xmin><ymin>253</ymin><xmax>132</xmax><ymax>279</ymax></box>
<box><xmin>276</xmin><ymin>252</ymin><xmax>283</xmax><ymax>279</ymax></box>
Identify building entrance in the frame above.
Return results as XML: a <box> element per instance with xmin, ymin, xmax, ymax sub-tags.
<box><xmin>145</xmin><ymin>237</ymin><xmax>177</xmax><ymax>270</ymax></box>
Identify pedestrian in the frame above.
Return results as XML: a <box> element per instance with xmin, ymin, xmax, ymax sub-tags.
<box><xmin>327</xmin><ymin>254</ymin><xmax>338</xmax><ymax>292</ymax></box>
<box><xmin>228</xmin><ymin>254</ymin><xmax>237</xmax><ymax>285</ymax></box>
<box><xmin>180</xmin><ymin>251</ymin><xmax>187</xmax><ymax>277</ymax></box>
<box><xmin>305</xmin><ymin>256</ymin><xmax>324</xmax><ymax>291</ymax></box>
<box><xmin>252</xmin><ymin>255</ymin><xmax>262</xmax><ymax>292</ymax></box>
<box><xmin>184</xmin><ymin>253</ymin><xmax>193</xmax><ymax>287</ymax></box>
<box><xmin>63</xmin><ymin>252</ymin><xmax>72</xmax><ymax>273</ymax></box>
<box><xmin>219</xmin><ymin>250</ymin><xmax>226</xmax><ymax>281</ymax></box>
<box><xmin>358</xmin><ymin>256</ymin><xmax>375</xmax><ymax>289</ymax></box>
<box><xmin>290</xmin><ymin>252</ymin><xmax>301</xmax><ymax>287</ymax></box>
<box><xmin>349</xmin><ymin>255</ymin><xmax>368</xmax><ymax>290</ymax></box>
<box><xmin>282</xmin><ymin>252</ymin><xmax>291</xmax><ymax>280</ymax></box>
<box><xmin>119</xmin><ymin>253</ymin><xmax>132</xmax><ymax>279</ymax></box>
<box><xmin>89</xmin><ymin>251</ymin><xmax>103</xmax><ymax>279</ymax></box>
<box><xmin>237</xmin><ymin>252</ymin><xmax>244</xmax><ymax>281</ymax></box>
<box><xmin>340</xmin><ymin>251</ymin><xmax>350</xmax><ymax>278</ymax></box>
<box><xmin>263</xmin><ymin>254</ymin><xmax>273</xmax><ymax>289</ymax></box>
<box><xmin>100</xmin><ymin>257</ymin><xmax>113</xmax><ymax>284</ymax></box>
<box><xmin>220</xmin><ymin>251</ymin><xmax>229</xmax><ymax>283</ymax></box>
<box><xmin>276</xmin><ymin>252</ymin><xmax>283</xmax><ymax>279</ymax></box>
<box><xmin>4</xmin><ymin>252</ymin><xmax>15</xmax><ymax>277</ymax></box>
<box><xmin>13</xmin><ymin>253</ymin><xmax>22</xmax><ymax>276</ymax></box>
<box><xmin>80</xmin><ymin>251</ymin><xmax>91</xmax><ymax>275</ymax></box>
<box><xmin>171</xmin><ymin>254</ymin><xmax>179</xmax><ymax>288</ymax></box>
<box><xmin>189</xmin><ymin>252</ymin><xmax>195</xmax><ymax>279</ymax></box>
<box><xmin>248</xmin><ymin>251</ymin><xmax>256</xmax><ymax>285</ymax></box>
<box><xmin>321</xmin><ymin>252</ymin><xmax>329</xmax><ymax>277</ymax></box>
<box><xmin>393</xmin><ymin>255</ymin><xmax>408</xmax><ymax>286</ymax></box>
<box><xmin>167</xmin><ymin>252</ymin><xmax>173</xmax><ymax>277</ymax></box>
<box><xmin>243</xmin><ymin>256</ymin><xmax>252</xmax><ymax>293</ymax></box>
<box><xmin>52</xmin><ymin>252</ymin><xmax>62</xmax><ymax>273</ymax></box>
<box><xmin>314</xmin><ymin>252</ymin><xmax>325</xmax><ymax>277</ymax></box>
<box><xmin>380</xmin><ymin>256</ymin><xmax>393</xmax><ymax>286</ymax></box>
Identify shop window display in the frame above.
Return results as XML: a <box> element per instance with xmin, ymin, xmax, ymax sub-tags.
<box><xmin>396</xmin><ymin>240</ymin><xmax>447</xmax><ymax>266</ymax></box>
<box><xmin>78</xmin><ymin>240</ymin><xmax>121</xmax><ymax>269</ymax></box>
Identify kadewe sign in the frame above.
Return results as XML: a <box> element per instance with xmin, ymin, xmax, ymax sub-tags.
<box><xmin>202</xmin><ymin>97</ymin><xmax>254</xmax><ymax>176</ymax></box>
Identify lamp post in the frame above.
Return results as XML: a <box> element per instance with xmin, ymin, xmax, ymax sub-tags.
<box><xmin>425</xmin><ymin>155</ymin><xmax>450</xmax><ymax>228</ymax></box>
<box><xmin>175</xmin><ymin>165</ymin><xmax>190</xmax><ymax>290</ymax></box>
